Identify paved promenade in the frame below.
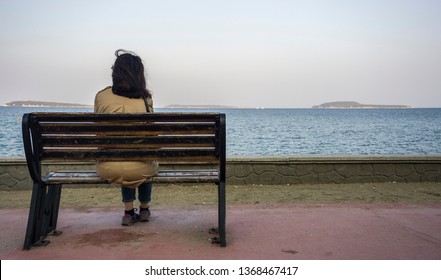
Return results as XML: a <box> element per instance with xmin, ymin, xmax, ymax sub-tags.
<box><xmin>1</xmin><ymin>202</ymin><xmax>440</xmax><ymax>260</ymax></box>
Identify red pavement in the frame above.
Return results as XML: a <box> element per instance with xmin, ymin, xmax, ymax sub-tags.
<box><xmin>1</xmin><ymin>203</ymin><xmax>440</xmax><ymax>260</ymax></box>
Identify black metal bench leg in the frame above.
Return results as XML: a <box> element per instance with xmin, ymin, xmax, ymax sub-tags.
<box><xmin>211</xmin><ymin>182</ymin><xmax>227</xmax><ymax>247</ymax></box>
<box><xmin>43</xmin><ymin>184</ymin><xmax>63</xmax><ymax>236</ymax></box>
<box><xmin>23</xmin><ymin>182</ymin><xmax>47</xmax><ymax>250</ymax></box>
<box><xmin>218</xmin><ymin>181</ymin><xmax>226</xmax><ymax>247</ymax></box>
<box><xmin>23</xmin><ymin>183</ymin><xmax>63</xmax><ymax>250</ymax></box>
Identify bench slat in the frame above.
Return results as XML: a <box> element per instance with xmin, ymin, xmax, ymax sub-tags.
<box><xmin>42</xmin><ymin>144</ymin><xmax>214</xmax><ymax>149</ymax></box>
<box><xmin>40</xmin><ymin>123</ymin><xmax>216</xmax><ymax>134</ymax></box>
<box><xmin>33</xmin><ymin>113</ymin><xmax>220</xmax><ymax>122</ymax></box>
<box><xmin>41</xmin><ymin>149</ymin><xmax>218</xmax><ymax>162</ymax></box>
<box><xmin>44</xmin><ymin>170</ymin><xmax>220</xmax><ymax>184</ymax></box>
<box><xmin>41</xmin><ymin>135</ymin><xmax>216</xmax><ymax>148</ymax></box>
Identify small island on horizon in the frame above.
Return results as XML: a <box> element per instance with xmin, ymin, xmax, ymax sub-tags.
<box><xmin>3</xmin><ymin>100</ymin><xmax>93</xmax><ymax>108</ymax></box>
<box><xmin>312</xmin><ymin>101</ymin><xmax>411</xmax><ymax>109</ymax></box>
<box><xmin>4</xmin><ymin>100</ymin><xmax>239</xmax><ymax>109</ymax></box>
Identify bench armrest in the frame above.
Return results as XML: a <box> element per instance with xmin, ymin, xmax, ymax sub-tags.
<box><xmin>22</xmin><ymin>114</ymin><xmax>43</xmax><ymax>184</ymax></box>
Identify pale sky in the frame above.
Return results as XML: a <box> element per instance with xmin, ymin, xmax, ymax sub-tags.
<box><xmin>0</xmin><ymin>0</ymin><xmax>440</xmax><ymax>108</ymax></box>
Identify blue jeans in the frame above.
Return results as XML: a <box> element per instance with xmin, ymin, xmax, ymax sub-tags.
<box><xmin>121</xmin><ymin>182</ymin><xmax>152</xmax><ymax>203</ymax></box>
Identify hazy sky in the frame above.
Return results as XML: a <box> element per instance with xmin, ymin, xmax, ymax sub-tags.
<box><xmin>1</xmin><ymin>0</ymin><xmax>440</xmax><ymax>108</ymax></box>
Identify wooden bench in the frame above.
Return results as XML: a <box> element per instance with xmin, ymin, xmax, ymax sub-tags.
<box><xmin>22</xmin><ymin>112</ymin><xmax>226</xmax><ymax>249</ymax></box>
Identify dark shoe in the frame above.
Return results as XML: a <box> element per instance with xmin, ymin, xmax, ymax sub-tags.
<box><xmin>122</xmin><ymin>213</ymin><xmax>140</xmax><ymax>226</ymax></box>
<box><xmin>139</xmin><ymin>207</ymin><xmax>151</xmax><ymax>222</ymax></box>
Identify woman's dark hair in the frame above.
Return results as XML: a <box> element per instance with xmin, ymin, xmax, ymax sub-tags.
<box><xmin>111</xmin><ymin>49</ymin><xmax>151</xmax><ymax>99</ymax></box>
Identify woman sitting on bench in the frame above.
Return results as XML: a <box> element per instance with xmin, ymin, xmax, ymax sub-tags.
<box><xmin>94</xmin><ymin>49</ymin><xmax>159</xmax><ymax>226</ymax></box>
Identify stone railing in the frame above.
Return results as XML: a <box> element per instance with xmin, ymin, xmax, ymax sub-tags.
<box><xmin>1</xmin><ymin>156</ymin><xmax>440</xmax><ymax>190</ymax></box>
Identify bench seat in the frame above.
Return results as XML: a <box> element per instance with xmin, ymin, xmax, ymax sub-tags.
<box><xmin>44</xmin><ymin>170</ymin><xmax>220</xmax><ymax>184</ymax></box>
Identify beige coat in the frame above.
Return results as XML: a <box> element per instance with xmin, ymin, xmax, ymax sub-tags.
<box><xmin>94</xmin><ymin>86</ymin><xmax>159</xmax><ymax>188</ymax></box>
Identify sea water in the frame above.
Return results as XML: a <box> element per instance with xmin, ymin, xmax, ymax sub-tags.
<box><xmin>1</xmin><ymin>106</ymin><xmax>440</xmax><ymax>157</ymax></box>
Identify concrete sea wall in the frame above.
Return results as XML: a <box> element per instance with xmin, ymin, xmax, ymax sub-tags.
<box><xmin>227</xmin><ymin>156</ymin><xmax>441</xmax><ymax>185</ymax></box>
<box><xmin>1</xmin><ymin>156</ymin><xmax>440</xmax><ymax>190</ymax></box>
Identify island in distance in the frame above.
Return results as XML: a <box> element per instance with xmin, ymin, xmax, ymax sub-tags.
<box><xmin>4</xmin><ymin>101</ymin><xmax>238</xmax><ymax>109</ymax></box>
<box><xmin>312</xmin><ymin>101</ymin><xmax>411</xmax><ymax>109</ymax></box>
<box><xmin>4</xmin><ymin>100</ymin><xmax>92</xmax><ymax>108</ymax></box>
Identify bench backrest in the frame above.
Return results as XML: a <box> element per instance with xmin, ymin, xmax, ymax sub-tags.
<box><xmin>22</xmin><ymin>112</ymin><xmax>226</xmax><ymax>182</ymax></box>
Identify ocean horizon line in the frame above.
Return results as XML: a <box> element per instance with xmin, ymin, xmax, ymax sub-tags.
<box><xmin>2</xmin><ymin>105</ymin><xmax>440</xmax><ymax>109</ymax></box>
